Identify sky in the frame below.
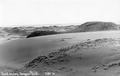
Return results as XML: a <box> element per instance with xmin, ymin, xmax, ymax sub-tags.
<box><xmin>0</xmin><ymin>0</ymin><xmax>120</xmax><ymax>26</ymax></box>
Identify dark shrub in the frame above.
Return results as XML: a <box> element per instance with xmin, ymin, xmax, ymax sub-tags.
<box><xmin>26</xmin><ymin>30</ymin><xmax>59</xmax><ymax>38</ymax></box>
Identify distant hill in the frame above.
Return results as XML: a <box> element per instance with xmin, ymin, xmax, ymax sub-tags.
<box><xmin>69</xmin><ymin>22</ymin><xmax>119</xmax><ymax>32</ymax></box>
<box><xmin>0</xmin><ymin>21</ymin><xmax>120</xmax><ymax>39</ymax></box>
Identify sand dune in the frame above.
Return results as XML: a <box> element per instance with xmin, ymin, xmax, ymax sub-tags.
<box><xmin>1</xmin><ymin>31</ymin><xmax>120</xmax><ymax>76</ymax></box>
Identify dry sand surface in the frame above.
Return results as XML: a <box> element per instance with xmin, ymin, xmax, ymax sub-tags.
<box><xmin>1</xmin><ymin>31</ymin><xmax>120</xmax><ymax>76</ymax></box>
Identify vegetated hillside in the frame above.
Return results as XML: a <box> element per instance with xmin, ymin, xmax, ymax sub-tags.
<box><xmin>16</xmin><ymin>38</ymin><xmax>120</xmax><ymax>76</ymax></box>
<box><xmin>26</xmin><ymin>30</ymin><xmax>59</xmax><ymax>38</ymax></box>
<box><xmin>0</xmin><ymin>25</ymin><xmax>76</xmax><ymax>39</ymax></box>
<box><xmin>24</xmin><ymin>38</ymin><xmax>116</xmax><ymax>69</ymax></box>
<box><xmin>70</xmin><ymin>22</ymin><xmax>119</xmax><ymax>32</ymax></box>
<box><xmin>2</xmin><ymin>27</ymin><xmax>28</xmax><ymax>36</ymax></box>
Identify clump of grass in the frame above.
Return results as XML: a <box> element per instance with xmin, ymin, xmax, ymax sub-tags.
<box><xmin>91</xmin><ymin>61</ymin><xmax>120</xmax><ymax>72</ymax></box>
<box><xmin>25</xmin><ymin>47</ymin><xmax>71</xmax><ymax>68</ymax></box>
<box><xmin>25</xmin><ymin>56</ymin><xmax>48</xmax><ymax>68</ymax></box>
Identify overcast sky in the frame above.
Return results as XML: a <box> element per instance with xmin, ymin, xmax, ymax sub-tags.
<box><xmin>0</xmin><ymin>0</ymin><xmax>120</xmax><ymax>26</ymax></box>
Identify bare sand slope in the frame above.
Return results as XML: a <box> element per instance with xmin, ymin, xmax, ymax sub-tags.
<box><xmin>0</xmin><ymin>31</ymin><xmax>120</xmax><ymax>76</ymax></box>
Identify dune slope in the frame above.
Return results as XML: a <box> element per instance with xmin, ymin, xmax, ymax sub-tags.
<box><xmin>0</xmin><ymin>31</ymin><xmax>120</xmax><ymax>76</ymax></box>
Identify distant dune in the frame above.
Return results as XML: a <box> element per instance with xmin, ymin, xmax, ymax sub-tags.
<box><xmin>70</xmin><ymin>21</ymin><xmax>119</xmax><ymax>32</ymax></box>
<box><xmin>0</xmin><ymin>21</ymin><xmax>120</xmax><ymax>39</ymax></box>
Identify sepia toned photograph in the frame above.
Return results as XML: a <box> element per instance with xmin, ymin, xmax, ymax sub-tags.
<box><xmin>0</xmin><ymin>0</ymin><xmax>120</xmax><ymax>76</ymax></box>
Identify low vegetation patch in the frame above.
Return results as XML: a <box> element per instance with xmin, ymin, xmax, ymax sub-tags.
<box><xmin>25</xmin><ymin>38</ymin><xmax>117</xmax><ymax>69</ymax></box>
<box><xmin>26</xmin><ymin>30</ymin><xmax>59</xmax><ymax>38</ymax></box>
